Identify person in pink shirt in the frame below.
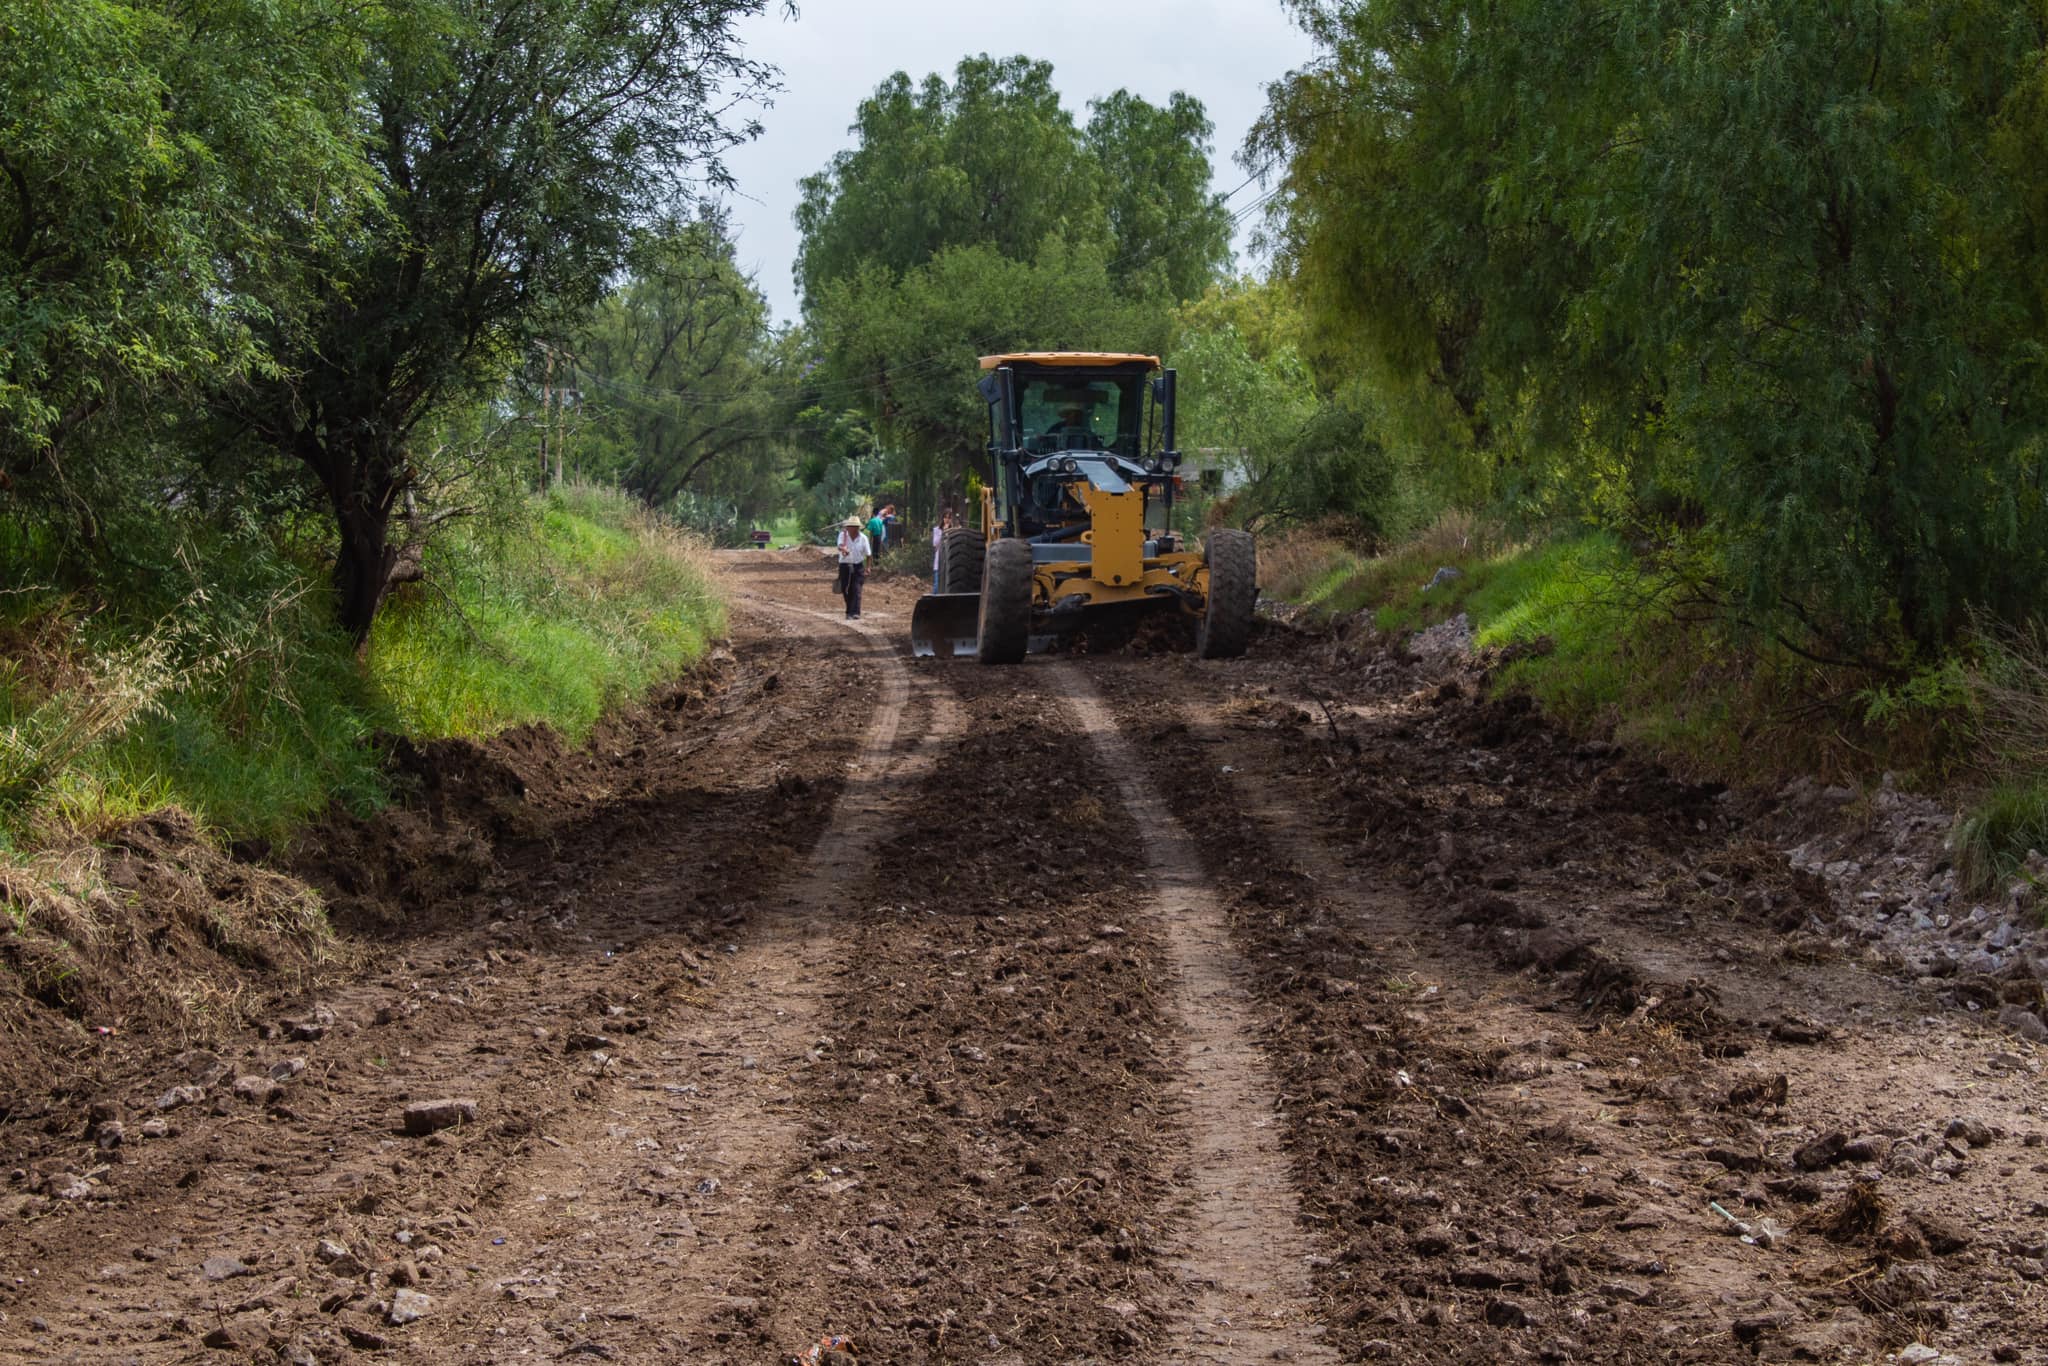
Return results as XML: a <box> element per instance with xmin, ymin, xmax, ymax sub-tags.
<box><xmin>930</xmin><ymin>508</ymin><xmax>957</xmax><ymax>591</ymax></box>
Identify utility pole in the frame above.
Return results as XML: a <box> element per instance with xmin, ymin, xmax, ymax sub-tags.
<box><xmin>554</xmin><ymin>363</ymin><xmax>568</xmax><ymax>487</ymax></box>
<box><xmin>539</xmin><ymin>347</ymin><xmax>555</xmax><ymax>488</ymax></box>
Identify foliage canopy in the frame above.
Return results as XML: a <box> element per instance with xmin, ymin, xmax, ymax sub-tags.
<box><xmin>1255</xmin><ymin>0</ymin><xmax>2048</xmax><ymax>650</ymax></box>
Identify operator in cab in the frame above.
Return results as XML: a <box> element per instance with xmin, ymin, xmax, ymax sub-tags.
<box><xmin>1044</xmin><ymin>401</ymin><xmax>1098</xmax><ymax>450</ymax></box>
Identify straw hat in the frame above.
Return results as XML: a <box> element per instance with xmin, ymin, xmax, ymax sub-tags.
<box><xmin>842</xmin><ymin>516</ymin><xmax>862</xmax><ymax>528</ymax></box>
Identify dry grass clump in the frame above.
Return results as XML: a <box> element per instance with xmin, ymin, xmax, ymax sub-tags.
<box><xmin>1975</xmin><ymin>615</ymin><xmax>2048</xmax><ymax>773</ymax></box>
<box><xmin>1810</xmin><ymin>1181</ymin><xmax>1890</xmax><ymax>1244</ymax></box>
<box><xmin>1</xmin><ymin>617</ymin><xmax>187</xmax><ymax>815</ymax></box>
<box><xmin>1257</xmin><ymin>523</ymin><xmax>1363</xmax><ymax>604</ymax></box>
<box><xmin>1955</xmin><ymin>614</ymin><xmax>2048</xmax><ymax>895</ymax></box>
<box><xmin>0</xmin><ymin>814</ymin><xmax>358</xmax><ymax>1107</ymax></box>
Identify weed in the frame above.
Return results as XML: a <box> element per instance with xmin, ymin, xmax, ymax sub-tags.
<box><xmin>1953</xmin><ymin>616</ymin><xmax>2048</xmax><ymax>893</ymax></box>
<box><xmin>1953</xmin><ymin>782</ymin><xmax>2048</xmax><ymax>899</ymax></box>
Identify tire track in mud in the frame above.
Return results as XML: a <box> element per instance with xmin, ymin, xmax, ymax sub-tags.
<box><xmin>730</xmin><ymin>666</ymin><xmax>1186</xmax><ymax>1363</ymax></box>
<box><xmin>407</xmin><ymin>577</ymin><xmax>964</xmax><ymax>1360</ymax></box>
<box><xmin>0</xmin><ymin>566</ymin><xmax>948</xmax><ymax>1363</ymax></box>
<box><xmin>4</xmin><ymin>656</ymin><xmax>839</xmax><ymax>1361</ymax></box>
<box><xmin>1054</xmin><ymin>666</ymin><xmax>1340</xmax><ymax>1365</ymax></box>
<box><xmin>1103</xmin><ymin>684</ymin><xmax>1758</xmax><ymax>1359</ymax></box>
<box><xmin>1089</xmin><ymin>667</ymin><xmax>2048</xmax><ymax>1363</ymax></box>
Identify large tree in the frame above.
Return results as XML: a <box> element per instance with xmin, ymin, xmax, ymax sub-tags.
<box><xmin>794</xmin><ymin>55</ymin><xmax>1099</xmax><ymax>317</ymax></box>
<box><xmin>1256</xmin><ymin>0</ymin><xmax>2048</xmax><ymax>648</ymax></box>
<box><xmin>0</xmin><ymin>0</ymin><xmax>364</xmax><ymax>528</ymax></box>
<box><xmin>570</xmin><ymin>209</ymin><xmax>783</xmax><ymax>511</ymax></box>
<box><xmin>217</xmin><ymin>0</ymin><xmax>778</xmax><ymax>644</ymax></box>
<box><xmin>796</xmin><ymin>57</ymin><xmax>1233</xmax><ymax>510</ymax></box>
<box><xmin>811</xmin><ymin>235</ymin><xmax>1158</xmax><ymax>501</ymax></box>
<box><xmin>1084</xmin><ymin>90</ymin><xmax>1233</xmax><ymax>304</ymax></box>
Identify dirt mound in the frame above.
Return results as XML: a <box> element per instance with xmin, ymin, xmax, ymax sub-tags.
<box><xmin>294</xmin><ymin>653</ymin><xmax>738</xmax><ymax>934</ymax></box>
<box><xmin>0</xmin><ymin>809</ymin><xmax>354</xmax><ymax>1117</ymax></box>
<box><xmin>2</xmin><ymin>650</ymin><xmax>741</xmax><ymax>1121</ymax></box>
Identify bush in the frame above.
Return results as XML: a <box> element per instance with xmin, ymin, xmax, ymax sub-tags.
<box><xmin>1953</xmin><ymin>783</ymin><xmax>2048</xmax><ymax>900</ymax></box>
<box><xmin>1955</xmin><ymin>618</ymin><xmax>2048</xmax><ymax>893</ymax></box>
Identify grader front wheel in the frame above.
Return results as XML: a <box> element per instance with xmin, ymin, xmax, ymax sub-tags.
<box><xmin>939</xmin><ymin>527</ymin><xmax>985</xmax><ymax>594</ymax></box>
<box><xmin>1196</xmin><ymin>529</ymin><xmax>1256</xmax><ymax>659</ymax></box>
<box><xmin>977</xmin><ymin>538</ymin><xmax>1034</xmax><ymax>665</ymax></box>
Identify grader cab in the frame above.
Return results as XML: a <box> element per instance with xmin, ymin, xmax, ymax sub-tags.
<box><xmin>910</xmin><ymin>352</ymin><xmax>1256</xmax><ymax>663</ymax></box>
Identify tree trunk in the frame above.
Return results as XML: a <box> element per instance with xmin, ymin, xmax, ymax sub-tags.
<box><xmin>306</xmin><ymin>431</ymin><xmax>405</xmax><ymax>649</ymax></box>
<box><xmin>332</xmin><ymin>494</ymin><xmax>397</xmax><ymax>648</ymax></box>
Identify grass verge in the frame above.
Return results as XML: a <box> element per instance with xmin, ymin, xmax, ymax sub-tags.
<box><xmin>2</xmin><ymin>484</ymin><xmax>725</xmax><ymax>1093</ymax></box>
<box><xmin>1260</xmin><ymin>518</ymin><xmax>1984</xmax><ymax>793</ymax></box>
<box><xmin>370</xmin><ymin>484</ymin><xmax>725</xmax><ymax>743</ymax></box>
<box><xmin>2</xmin><ymin>483</ymin><xmax>724</xmax><ymax>850</ymax></box>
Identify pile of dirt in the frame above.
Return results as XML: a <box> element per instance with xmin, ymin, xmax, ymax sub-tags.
<box><xmin>0</xmin><ymin>809</ymin><xmax>355</xmax><ymax>1118</ymax></box>
<box><xmin>293</xmin><ymin>650</ymin><xmax>738</xmax><ymax>934</ymax></box>
<box><xmin>1</xmin><ymin>648</ymin><xmax>741</xmax><ymax>1123</ymax></box>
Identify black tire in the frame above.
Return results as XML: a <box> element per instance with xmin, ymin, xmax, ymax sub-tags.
<box><xmin>939</xmin><ymin>527</ymin><xmax>985</xmax><ymax>594</ymax></box>
<box><xmin>1197</xmin><ymin>528</ymin><xmax>1257</xmax><ymax>659</ymax></box>
<box><xmin>977</xmin><ymin>537</ymin><xmax>1034</xmax><ymax>665</ymax></box>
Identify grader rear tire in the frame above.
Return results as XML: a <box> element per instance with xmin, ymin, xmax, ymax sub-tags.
<box><xmin>977</xmin><ymin>538</ymin><xmax>1033</xmax><ymax>665</ymax></box>
<box><xmin>939</xmin><ymin>527</ymin><xmax>985</xmax><ymax>594</ymax></box>
<box><xmin>1197</xmin><ymin>528</ymin><xmax>1256</xmax><ymax>659</ymax></box>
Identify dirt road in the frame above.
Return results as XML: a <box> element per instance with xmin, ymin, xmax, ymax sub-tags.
<box><xmin>5</xmin><ymin>549</ymin><xmax>2047</xmax><ymax>1363</ymax></box>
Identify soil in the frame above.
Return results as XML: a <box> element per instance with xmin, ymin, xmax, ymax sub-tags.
<box><xmin>4</xmin><ymin>549</ymin><xmax>2047</xmax><ymax>1364</ymax></box>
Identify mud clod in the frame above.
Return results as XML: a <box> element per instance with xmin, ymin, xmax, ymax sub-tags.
<box><xmin>400</xmin><ymin>1098</ymin><xmax>478</xmax><ymax>1136</ymax></box>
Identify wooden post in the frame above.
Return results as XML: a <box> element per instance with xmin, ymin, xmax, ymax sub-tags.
<box><xmin>539</xmin><ymin>348</ymin><xmax>555</xmax><ymax>488</ymax></box>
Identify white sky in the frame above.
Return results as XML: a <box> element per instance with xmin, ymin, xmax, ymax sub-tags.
<box><xmin>717</xmin><ymin>0</ymin><xmax>1319</xmax><ymax>328</ymax></box>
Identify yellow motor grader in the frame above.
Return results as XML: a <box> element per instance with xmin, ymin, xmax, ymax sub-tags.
<box><xmin>910</xmin><ymin>352</ymin><xmax>1256</xmax><ymax>663</ymax></box>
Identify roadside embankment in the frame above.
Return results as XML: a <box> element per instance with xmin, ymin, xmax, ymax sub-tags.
<box><xmin>0</xmin><ymin>484</ymin><xmax>725</xmax><ymax>1107</ymax></box>
<box><xmin>1259</xmin><ymin>516</ymin><xmax>2047</xmax><ymax>938</ymax></box>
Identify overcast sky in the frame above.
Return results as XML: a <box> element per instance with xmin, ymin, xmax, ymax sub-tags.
<box><xmin>717</xmin><ymin>1</ymin><xmax>1319</xmax><ymax>328</ymax></box>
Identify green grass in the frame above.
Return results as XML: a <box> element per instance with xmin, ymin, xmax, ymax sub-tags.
<box><xmin>1</xmin><ymin>485</ymin><xmax>724</xmax><ymax>848</ymax></box>
<box><xmin>1953</xmin><ymin>780</ymin><xmax>2048</xmax><ymax>898</ymax></box>
<box><xmin>371</xmin><ymin>486</ymin><xmax>724</xmax><ymax>741</ymax></box>
<box><xmin>1263</xmin><ymin>517</ymin><xmax>1977</xmax><ymax>787</ymax></box>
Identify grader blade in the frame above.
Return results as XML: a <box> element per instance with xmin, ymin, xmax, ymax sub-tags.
<box><xmin>909</xmin><ymin>592</ymin><xmax>982</xmax><ymax>658</ymax></box>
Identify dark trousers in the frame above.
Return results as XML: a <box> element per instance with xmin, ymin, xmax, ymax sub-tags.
<box><xmin>840</xmin><ymin>561</ymin><xmax>865</xmax><ymax>617</ymax></box>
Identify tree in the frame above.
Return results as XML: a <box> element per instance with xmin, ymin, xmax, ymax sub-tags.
<box><xmin>794</xmin><ymin>55</ymin><xmax>1100</xmax><ymax>316</ymax></box>
<box><xmin>217</xmin><ymin>0</ymin><xmax>778</xmax><ymax>644</ymax></box>
<box><xmin>1084</xmin><ymin>90</ymin><xmax>1233</xmax><ymax>303</ymax></box>
<box><xmin>0</xmin><ymin>0</ymin><xmax>365</xmax><ymax>530</ymax></box>
<box><xmin>809</xmin><ymin>235</ymin><xmax>1159</xmax><ymax>513</ymax></box>
<box><xmin>1256</xmin><ymin>0</ymin><xmax>2048</xmax><ymax>649</ymax></box>
<box><xmin>570</xmin><ymin>209</ymin><xmax>783</xmax><ymax>512</ymax></box>
<box><xmin>796</xmin><ymin>58</ymin><xmax>1233</xmax><ymax>509</ymax></box>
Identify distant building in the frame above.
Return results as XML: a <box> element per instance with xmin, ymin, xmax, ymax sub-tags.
<box><xmin>1179</xmin><ymin>448</ymin><xmax>1249</xmax><ymax>495</ymax></box>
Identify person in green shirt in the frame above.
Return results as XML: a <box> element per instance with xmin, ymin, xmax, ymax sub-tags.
<box><xmin>865</xmin><ymin>508</ymin><xmax>886</xmax><ymax>554</ymax></box>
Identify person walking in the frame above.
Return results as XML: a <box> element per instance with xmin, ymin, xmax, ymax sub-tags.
<box><xmin>836</xmin><ymin>515</ymin><xmax>872</xmax><ymax>619</ymax></box>
<box><xmin>930</xmin><ymin>508</ymin><xmax>957</xmax><ymax>592</ymax></box>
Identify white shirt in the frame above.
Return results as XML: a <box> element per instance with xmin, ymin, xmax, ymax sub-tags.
<box><xmin>931</xmin><ymin>523</ymin><xmax>945</xmax><ymax>570</ymax></box>
<box><xmin>837</xmin><ymin>530</ymin><xmax>872</xmax><ymax>565</ymax></box>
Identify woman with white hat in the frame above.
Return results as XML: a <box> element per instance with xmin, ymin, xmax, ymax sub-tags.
<box><xmin>835</xmin><ymin>515</ymin><xmax>872</xmax><ymax>619</ymax></box>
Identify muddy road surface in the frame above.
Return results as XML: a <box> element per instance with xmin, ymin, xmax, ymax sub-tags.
<box><xmin>5</xmin><ymin>549</ymin><xmax>2047</xmax><ymax>1363</ymax></box>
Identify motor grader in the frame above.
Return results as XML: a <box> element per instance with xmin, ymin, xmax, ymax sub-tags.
<box><xmin>910</xmin><ymin>352</ymin><xmax>1256</xmax><ymax>663</ymax></box>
